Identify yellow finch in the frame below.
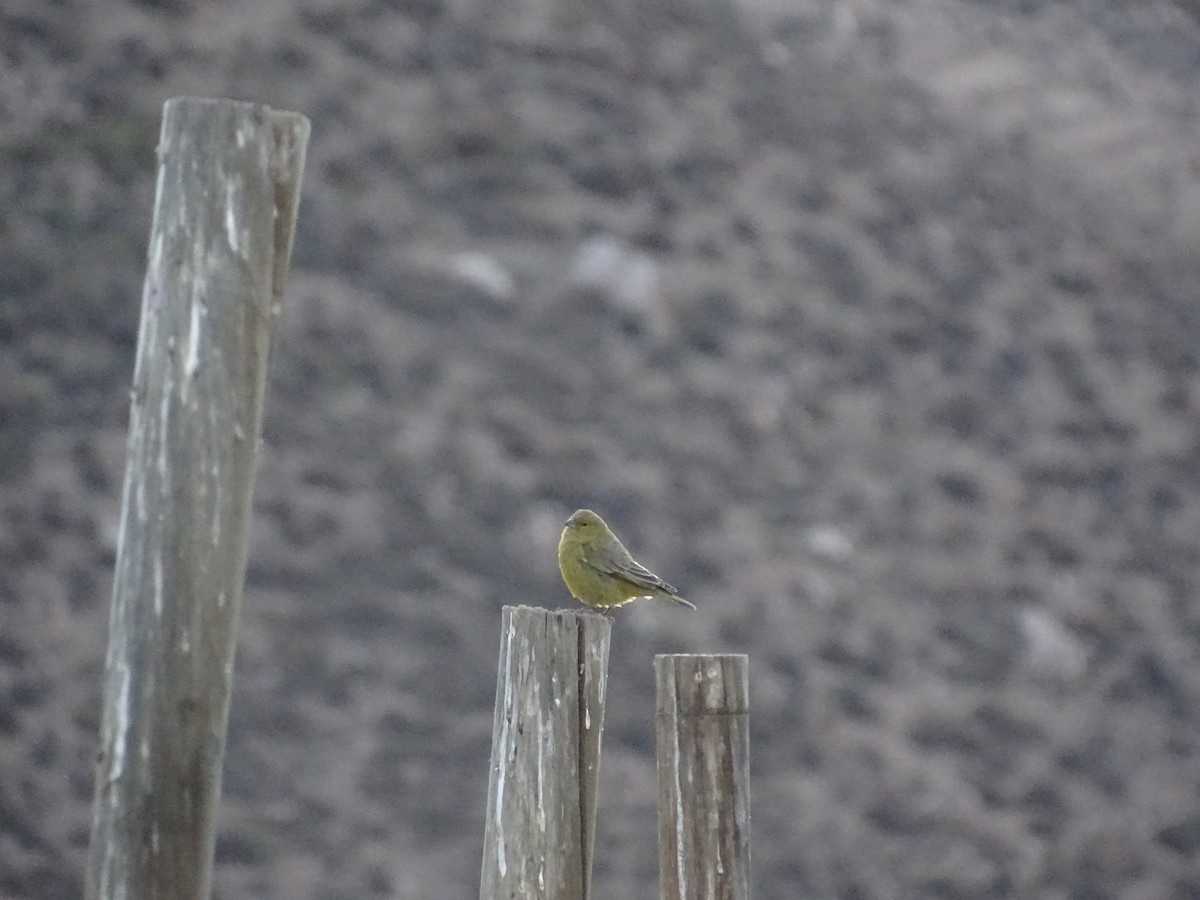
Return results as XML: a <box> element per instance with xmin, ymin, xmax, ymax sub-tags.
<box><xmin>557</xmin><ymin>509</ymin><xmax>696</xmax><ymax>610</ymax></box>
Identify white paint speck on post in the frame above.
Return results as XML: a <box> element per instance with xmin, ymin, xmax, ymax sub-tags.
<box><xmin>184</xmin><ymin>302</ymin><xmax>203</xmax><ymax>381</ymax></box>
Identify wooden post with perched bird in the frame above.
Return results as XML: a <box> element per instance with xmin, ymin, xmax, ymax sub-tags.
<box><xmin>655</xmin><ymin>654</ymin><xmax>751</xmax><ymax>900</ymax></box>
<box><xmin>480</xmin><ymin>606</ymin><xmax>613</xmax><ymax>900</ymax></box>
<box><xmin>85</xmin><ymin>97</ymin><xmax>309</xmax><ymax>900</ymax></box>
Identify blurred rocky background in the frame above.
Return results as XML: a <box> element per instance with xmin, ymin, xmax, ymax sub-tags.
<box><xmin>3</xmin><ymin>0</ymin><xmax>1200</xmax><ymax>897</ymax></box>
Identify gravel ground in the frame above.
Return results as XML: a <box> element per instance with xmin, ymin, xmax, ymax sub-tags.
<box><xmin>2</xmin><ymin>1</ymin><xmax>1200</xmax><ymax>897</ymax></box>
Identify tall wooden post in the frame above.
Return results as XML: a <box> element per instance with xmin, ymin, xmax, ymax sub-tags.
<box><xmin>480</xmin><ymin>606</ymin><xmax>612</xmax><ymax>900</ymax></box>
<box><xmin>85</xmin><ymin>97</ymin><xmax>309</xmax><ymax>900</ymax></box>
<box><xmin>656</xmin><ymin>654</ymin><xmax>751</xmax><ymax>900</ymax></box>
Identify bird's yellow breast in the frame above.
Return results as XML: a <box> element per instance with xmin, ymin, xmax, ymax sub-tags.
<box><xmin>558</xmin><ymin>531</ymin><xmax>628</xmax><ymax>607</ymax></box>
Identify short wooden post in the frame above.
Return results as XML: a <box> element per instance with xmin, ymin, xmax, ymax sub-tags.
<box><xmin>656</xmin><ymin>654</ymin><xmax>751</xmax><ymax>900</ymax></box>
<box><xmin>480</xmin><ymin>606</ymin><xmax>613</xmax><ymax>900</ymax></box>
<box><xmin>85</xmin><ymin>97</ymin><xmax>309</xmax><ymax>900</ymax></box>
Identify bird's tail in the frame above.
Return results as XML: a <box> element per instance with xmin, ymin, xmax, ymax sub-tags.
<box><xmin>663</xmin><ymin>592</ymin><xmax>697</xmax><ymax>610</ymax></box>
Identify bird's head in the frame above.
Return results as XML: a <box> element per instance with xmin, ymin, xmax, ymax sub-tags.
<box><xmin>564</xmin><ymin>508</ymin><xmax>605</xmax><ymax>536</ymax></box>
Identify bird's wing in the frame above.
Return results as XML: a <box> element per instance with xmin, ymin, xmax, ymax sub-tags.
<box><xmin>588</xmin><ymin>542</ymin><xmax>679</xmax><ymax>596</ymax></box>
